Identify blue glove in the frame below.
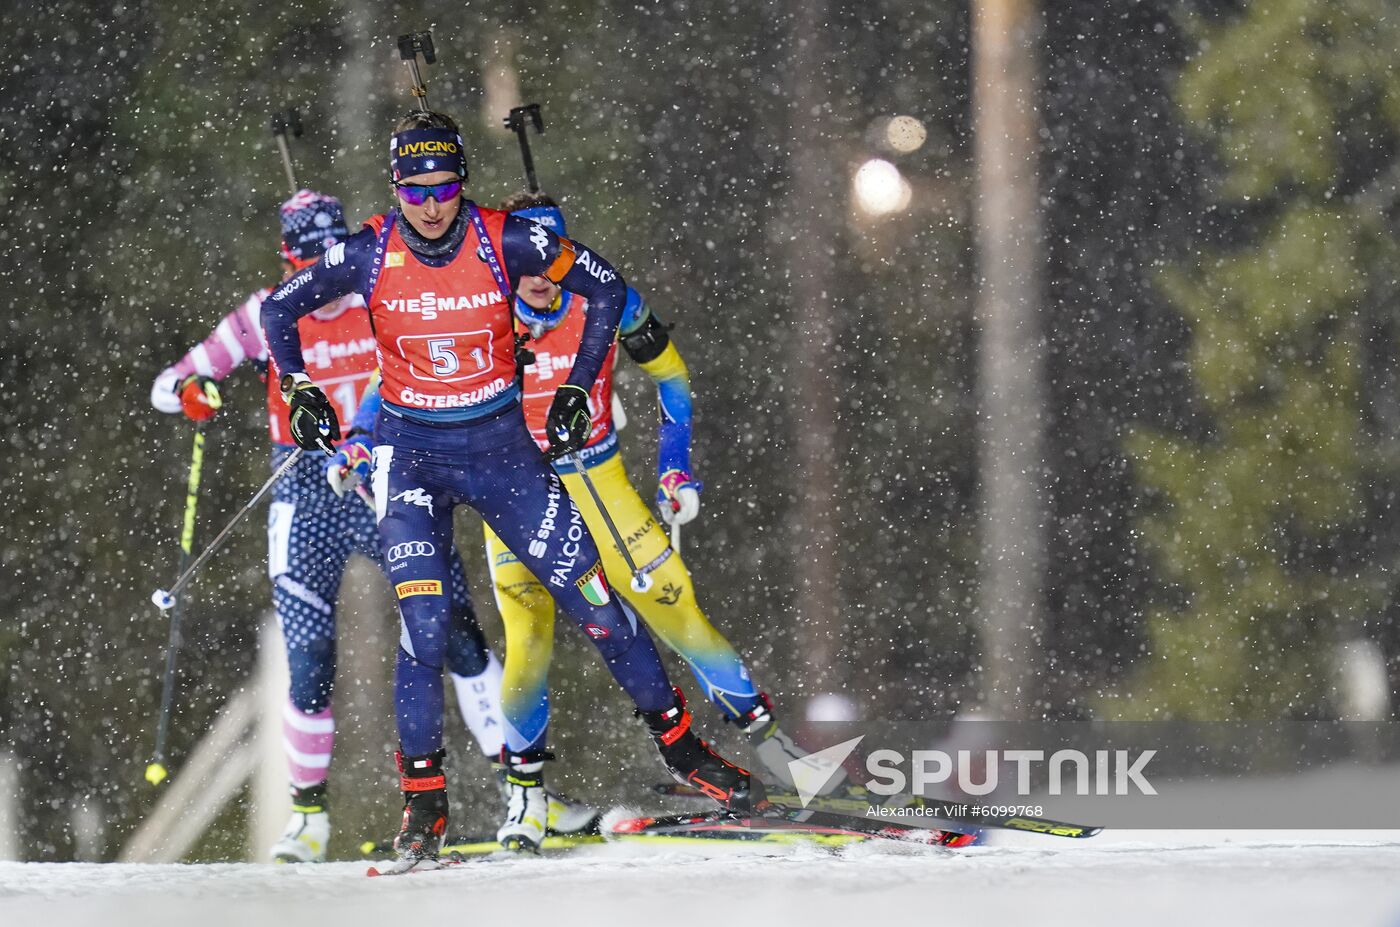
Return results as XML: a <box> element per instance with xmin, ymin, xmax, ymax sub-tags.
<box><xmin>657</xmin><ymin>469</ymin><xmax>703</xmax><ymax>526</ymax></box>
<box><xmin>326</xmin><ymin>433</ymin><xmax>373</xmax><ymax>497</ymax></box>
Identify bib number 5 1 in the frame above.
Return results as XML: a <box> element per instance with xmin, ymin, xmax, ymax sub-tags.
<box><xmin>425</xmin><ymin>338</ymin><xmax>488</xmax><ymax>378</ymax></box>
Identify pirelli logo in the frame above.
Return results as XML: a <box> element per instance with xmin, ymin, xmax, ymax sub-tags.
<box><xmin>395</xmin><ymin>579</ymin><xmax>442</xmax><ymax>598</ymax></box>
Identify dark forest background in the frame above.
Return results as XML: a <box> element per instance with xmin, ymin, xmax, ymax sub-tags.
<box><xmin>5</xmin><ymin>0</ymin><xmax>1400</xmax><ymax>859</ymax></box>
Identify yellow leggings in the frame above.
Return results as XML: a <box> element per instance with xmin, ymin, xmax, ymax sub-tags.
<box><xmin>483</xmin><ymin>452</ymin><xmax>760</xmax><ymax>730</ymax></box>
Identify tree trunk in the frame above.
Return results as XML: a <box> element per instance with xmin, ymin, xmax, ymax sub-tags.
<box><xmin>784</xmin><ymin>0</ymin><xmax>843</xmax><ymax>695</ymax></box>
<box><xmin>972</xmin><ymin>0</ymin><xmax>1048</xmax><ymax>719</ymax></box>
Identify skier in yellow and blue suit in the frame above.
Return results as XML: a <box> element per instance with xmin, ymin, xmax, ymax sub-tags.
<box><xmin>482</xmin><ymin>193</ymin><xmax>835</xmax><ymax>802</ymax></box>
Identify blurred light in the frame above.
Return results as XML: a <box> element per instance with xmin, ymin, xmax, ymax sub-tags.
<box><xmin>853</xmin><ymin>158</ymin><xmax>912</xmax><ymax>216</ymax></box>
<box><xmin>885</xmin><ymin>115</ymin><xmax>927</xmax><ymax>153</ymax></box>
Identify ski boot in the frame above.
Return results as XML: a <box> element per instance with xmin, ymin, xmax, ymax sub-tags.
<box><xmin>492</xmin><ymin>757</ymin><xmax>602</xmax><ymax>838</ymax></box>
<box><xmin>639</xmin><ymin>687</ymin><xmax>755</xmax><ymax>813</ymax></box>
<box><xmin>547</xmin><ymin>786</ymin><xmax>601</xmax><ymax>835</ymax></box>
<box><xmin>739</xmin><ymin>692</ymin><xmax>851</xmax><ymax>797</ymax></box>
<box><xmin>497</xmin><ymin>748</ymin><xmax>551</xmax><ymax>852</ymax></box>
<box><xmin>270</xmin><ymin>783</ymin><xmax>330</xmax><ymax>863</ymax></box>
<box><xmin>392</xmin><ymin>749</ymin><xmax>448</xmax><ymax>866</ymax></box>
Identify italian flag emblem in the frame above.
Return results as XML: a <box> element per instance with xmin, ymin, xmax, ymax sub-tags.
<box><xmin>576</xmin><ymin>562</ymin><xmax>611</xmax><ymax>606</ymax></box>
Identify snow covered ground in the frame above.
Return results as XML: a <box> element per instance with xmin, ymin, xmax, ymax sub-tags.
<box><xmin>2</xmin><ymin>833</ymin><xmax>1398</xmax><ymax>927</ymax></box>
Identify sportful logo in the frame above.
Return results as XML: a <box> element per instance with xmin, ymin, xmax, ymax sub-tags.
<box><xmin>383</xmin><ymin>290</ymin><xmax>504</xmax><ymax>321</ymax></box>
<box><xmin>324</xmin><ymin>242</ymin><xmax>346</xmax><ymax>267</ymax></box>
<box><xmin>574</xmin><ymin>249</ymin><xmax>616</xmax><ymax>284</ymax></box>
<box><xmin>387</xmin><ymin>541</ymin><xmax>436</xmax><ymax>562</ymax></box>
<box><xmin>391</xmin><ymin>488</ymin><xmax>435</xmax><ymax>517</ymax></box>
<box><xmin>529</xmin><ymin>476</ymin><xmax>563</xmax><ymax>561</ymax></box>
<box><xmin>529</xmin><ymin>223</ymin><xmax>549</xmax><ymax>260</ymax></box>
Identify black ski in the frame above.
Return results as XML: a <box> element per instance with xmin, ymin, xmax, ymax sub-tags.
<box><xmin>613</xmin><ymin>805</ymin><xmax>977</xmax><ymax>847</ymax></box>
<box><xmin>652</xmin><ymin>783</ymin><xmax>1101</xmax><ymax>839</ymax></box>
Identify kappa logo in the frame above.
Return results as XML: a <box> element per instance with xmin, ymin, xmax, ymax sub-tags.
<box><xmin>391</xmin><ymin>488</ymin><xmax>435</xmax><ymax>517</ymax></box>
<box><xmin>385</xmin><ymin>252</ymin><xmax>405</xmax><ymax>268</ymax></box>
<box><xmin>529</xmin><ymin>223</ymin><xmax>549</xmax><ymax>260</ymax></box>
<box><xmin>387</xmin><ymin>541</ymin><xmax>436</xmax><ymax>563</ymax></box>
<box><xmin>395</xmin><ymin>579</ymin><xmax>443</xmax><ymax>598</ymax></box>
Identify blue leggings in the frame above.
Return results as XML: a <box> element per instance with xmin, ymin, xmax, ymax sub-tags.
<box><xmin>267</xmin><ymin>447</ymin><xmax>489</xmax><ymax>714</ymax></box>
<box><xmin>372</xmin><ymin>404</ymin><xmax>673</xmax><ymax>756</ymax></box>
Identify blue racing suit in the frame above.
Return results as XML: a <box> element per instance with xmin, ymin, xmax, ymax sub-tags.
<box><xmin>261</xmin><ymin>204</ymin><xmax>675</xmax><ymax>756</ymax></box>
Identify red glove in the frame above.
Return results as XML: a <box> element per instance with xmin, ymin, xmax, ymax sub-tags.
<box><xmin>178</xmin><ymin>375</ymin><xmax>223</xmax><ymax>422</ymax></box>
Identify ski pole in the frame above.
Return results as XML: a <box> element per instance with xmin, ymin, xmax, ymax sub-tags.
<box><xmin>397</xmin><ymin>31</ymin><xmax>436</xmax><ymax>112</ymax></box>
<box><xmin>146</xmin><ymin>420</ymin><xmax>214</xmax><ymax>786</ymax></box>
<box><xmin>150</xmin><ymin>448</ymin><xmax>305</xmax><ymax>614</ymax></box>
<box><xmin>270</xmin><ymin>108</ymin><xmax>303</xmax><ymax>195</ymax></box>
<box><xmin>671</xmin><ymin>520</ymin><xmax>681</xmax><ymax>554</ymax></box>
<box><xmin>504</xmin><ymin>103</ymin><xmax>545</xmax><ymax>193</ymax></box>
<box><xmin>145</xmin><ymin>447</ymin><xmax>307</xmax><ymax>786</ymax></box>
<box><xmin>566</xmin><ymin>451</ymin><xmax>653</xmax><ymax>593</ymax></box>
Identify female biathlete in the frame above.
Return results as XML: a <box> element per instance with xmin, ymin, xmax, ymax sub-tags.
<box><xmin>152</xmin><ymin>189</ymin><xmax>505</xmax><ymax>862</ymax></box>
<box><xmin>495</xmin><ymin>194</ymin><xmax>838</xmax><ymax>802</ymax></box>
<box><xmin>259</xmin><ymin>111</ymin><xmax>750</xmax><ymax>864</ymax></box>
<box><xmin>338</xmin><ymin>192</ymin><xmax>842</xmax><ymax>848</ymax></box>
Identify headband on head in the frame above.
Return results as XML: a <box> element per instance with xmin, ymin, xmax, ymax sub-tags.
<box><xmin>390</xmin><ymin>127</ymin><xmax>467</xmax><ymax>182</ymax></box>
<box><xmin>279</xmin><ymin>189</ymin><xmax>349</xmax><ymax>263</ymax></box>
<box><xmin>512</xmin><ymin>204</ymin><xmax>567</xmax><ymax>238</ymax></box>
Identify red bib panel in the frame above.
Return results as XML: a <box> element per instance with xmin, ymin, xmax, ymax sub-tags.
<box><xmin>367</xmin><ymin>210</ymin><xmax>518</xmax><ymax>412</ymax></box>
<box><xmin>520</xmin><ymin>292</ymin><xmax>618</xmax><ymax>453</ymax></box>
<box><xmin>266</xmin><ymin>300</ymin><xmax>377</xmax><ymax>445</ymax></box>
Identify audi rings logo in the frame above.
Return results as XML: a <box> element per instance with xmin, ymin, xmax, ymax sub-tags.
<box><xmin>387</xmin><ymin>541</ymin><xmax>436</xmax><ymax>563</ymax></box>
